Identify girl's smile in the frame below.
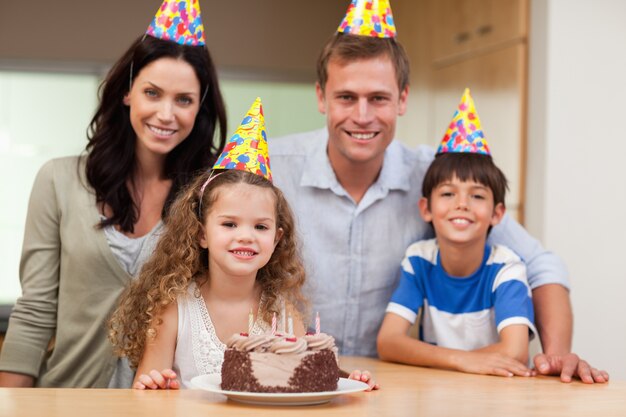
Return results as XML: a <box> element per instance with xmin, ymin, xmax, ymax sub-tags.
<box><xmin>229</xmin><ymin>247</ymin><xmax>258</xmax><ymax>259</ymax></box>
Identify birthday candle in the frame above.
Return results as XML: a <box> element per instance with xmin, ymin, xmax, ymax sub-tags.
<box><xmin>287</xmin><ymin>315</ymin><xmax>294</xmax><ymax>336</ymax></box>
<box><xmin>248</xmin><ymin>308</ymin><xmax>254</xmax><ymax>334</ymax></box>
<box><xmin>281</xmin><ymin>306</ymin><xmax>286</xmax><ymax>333</ymax></box>
<box><xmin>315</xmin><ymin>311</ymin><xmax>320</xmax><ymax>335</ymax></box>
<box><xmin>271</xmin><ymin>312</ymin><xmax>277</xmax><ymax>335</ymax></box>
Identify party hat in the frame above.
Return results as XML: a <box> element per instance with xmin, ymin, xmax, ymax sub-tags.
<box><xmin>146</xmin><ymin>0</ymin><xmax>205</xmax><ymax>46</ymax></box>
<box><xmin>212</xmin><ymin>98</ymin><xmax>272</xmax><ymax>182</ymax></box>
<box><xmin>337</xmin><ymin>0</ymin><xmax>397</xmax><ymax>38</ymax></box>
<box><xmin>436</xmin><ymin>88</ymin><xmax>490</xmax><ymax>155</ymax></box>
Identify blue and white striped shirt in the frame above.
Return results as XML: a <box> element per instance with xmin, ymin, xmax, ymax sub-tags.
<box><xmin>388</xmin><ymin>239</ymin><xmax>537</xmax><ymax>349</ymax></box>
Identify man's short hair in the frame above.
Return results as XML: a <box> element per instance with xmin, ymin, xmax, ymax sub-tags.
<box><xmin>316</xmin><ymin>33</ymin><xmax>410</xmax><ymax>93</ymax></box>
<box><xmin>421</xmin><ymin>153</ymin><xmax>509</xmax><ymax>208</ymax></box>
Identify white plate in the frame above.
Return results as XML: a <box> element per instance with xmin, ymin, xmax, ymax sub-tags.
<box><xmin>190</xmin><ymin>374</ymin><xmax>369</xmax><ymax>406</ymax></box>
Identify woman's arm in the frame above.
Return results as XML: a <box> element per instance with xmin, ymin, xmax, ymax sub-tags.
<box><xmin>0</xmin><ymin>161</ymin><xmax>62</xmax><ymax>385</ymax></box>
<box><xmin>0</xmin><ymin>372</ymin><xmax>35</xmax><ymax>387</ymax></box>
<box><xmin>133</xmin><ymin>301</ymin><xmax>179</xmax><ymax>389</ymax></box>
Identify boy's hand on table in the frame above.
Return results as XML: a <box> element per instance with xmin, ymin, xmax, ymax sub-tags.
<box><xmin>134</xmin><ymin>369</ymin><xmax>180</xmax><ymax>390</ymax></box>
<box><xmin>456</xmin><ymin>351</ymin><xmax>532</xmax><ymax>377</ymax></box>
<box><xmin>533</xmin><ymin>353</ymin><xmax>609</xmax><ymax>383</ymax></box>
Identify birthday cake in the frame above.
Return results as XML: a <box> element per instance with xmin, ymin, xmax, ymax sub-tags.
<box><xmin>220</xmin><ymin>333</ymin><xmax>340</xmax><ymax>393</ymax></box>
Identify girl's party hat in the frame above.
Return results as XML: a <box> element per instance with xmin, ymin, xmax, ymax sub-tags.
<box><xmin>212</xmin><ymin>97</ymin><xmax>272</xmax><ymax>182</ymax></box>
<box><xmin>146</xmin><ymin>0</ymin><xmax>205</xmax><ymax>46</ymax></box>
<box><xmin>337</xmin><ymin>0</ymin><xmax>397</xmax><ymax>38</ymax></box>
<box><xmin>436</xmin><ymin>88</ymin><xmax>491</xmax><ymax>155</ymax></box>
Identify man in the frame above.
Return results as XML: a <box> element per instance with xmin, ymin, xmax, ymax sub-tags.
<box><xmin>269</xmin><ymin>3</ymin><xmax>607</xmax><ymax>384</ymax></box>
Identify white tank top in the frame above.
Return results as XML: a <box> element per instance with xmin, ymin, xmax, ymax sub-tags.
<box><xmin>173</xmin><ymin>281</ymin><xmax>275</xmax><ymax>388</ymax></box>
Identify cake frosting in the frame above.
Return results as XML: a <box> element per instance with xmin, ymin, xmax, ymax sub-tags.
<box><xmin>220</xmin><ymin>332</ymin><xmax>339</xmax><ymax>393</ymax></box>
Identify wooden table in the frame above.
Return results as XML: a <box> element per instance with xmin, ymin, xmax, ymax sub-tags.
<box><xmin>1</xmin><ymin>357</ymin><xmax>625</xmax><ymax>417</ymax></box>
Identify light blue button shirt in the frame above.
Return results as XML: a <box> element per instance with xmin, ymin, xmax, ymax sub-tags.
<box><xmin>270</xmin><ymin>128</ymin><xmax>569</xmax><ymax>357</ymax></box>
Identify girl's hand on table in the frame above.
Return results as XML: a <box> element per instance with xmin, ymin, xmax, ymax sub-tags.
<box><xmin>133</xmin><ymin>369</ymin><xmax>180</xmax><ymax>390</ymax></box>
<box><xmin>349</xmin><ymin>369</ymin><xmax>380</xmax><ymax>391</ymax></box>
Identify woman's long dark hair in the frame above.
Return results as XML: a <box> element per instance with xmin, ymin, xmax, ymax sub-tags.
<box><xmin>85</xmin><ymin>35</ymin><xmax>227</xmax><ymax>233</ymax></box>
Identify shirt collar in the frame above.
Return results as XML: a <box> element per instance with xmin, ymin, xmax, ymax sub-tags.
<box><xmin>377</xmin><ymin>140</ymin><xmax>413</xmax><ymax>192</ymax></box>
<box><xmin>300</xmin><ymin>133</ymin><xmax>336</xmax><ymax>189</ymax></box>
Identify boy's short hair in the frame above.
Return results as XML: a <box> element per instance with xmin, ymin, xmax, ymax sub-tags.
<box><xmin>316</xmin><ymin>33</ymin><xmax>410</xmax><ymax>93</ymax></box>
<box><xmin>421</xmin><ymin>153</ymin><xmax>509</xmax><ymax>207</ymax></box>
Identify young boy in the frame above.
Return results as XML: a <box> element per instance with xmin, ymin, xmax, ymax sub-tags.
<box><xmin>377</xmin><ymin>89</ymin><xmax>537</xmax><ymax>377</ymax></box>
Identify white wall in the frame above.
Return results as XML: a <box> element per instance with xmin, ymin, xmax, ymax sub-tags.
<box><xmin>527</xmin><ymin>0</ymin><xmax>626</xmax><ymax>379</ymax></box>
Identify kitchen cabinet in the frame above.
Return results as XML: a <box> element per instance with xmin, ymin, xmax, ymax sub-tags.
<box><xmin>430</xmin><ymin>0</ymin><xmax>528</xmax><ymax>63</ymax></box>
<box><xmin>423</xmin><ymin>0</ymin><xmax>528</xmax><ymax>222</ymax></box>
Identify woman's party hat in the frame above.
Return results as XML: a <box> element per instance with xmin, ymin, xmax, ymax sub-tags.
<box><xmin>337</xmin><ymin>0</ymin><xmax>397</xmax><ymax>38</ymax></box>
<box><xmin>436</xmin><ymin>88</ymin><xmax>491</xmax><ymax>155</ymax></box>
<box><xmin>146</xmin><ymin>0</ymin><xmax>205</xmax><ymax>46</ymax></box>
<box><xmin>212</xmin><ymin>98</ymin><xmax>272</xmax><ymax>182</ymax></box>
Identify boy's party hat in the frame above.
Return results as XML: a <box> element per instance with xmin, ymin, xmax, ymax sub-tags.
<box><xmin>213</xmin><ymin>97</ymin><xmax>272</xmax><ymax>182</ymax></box>
<box><xmin>436</xmin><ymin>88</ymin><xmax>491</xmax><ymax>155</ymax></box>
<box><xmin>337</xmin><ymin>0</ymin><xmax>397</xmax><ymax>38</ymax></box>
<box><xmin>146</xmin><ymin>0</ymin><xmax>205</xmax><ymax>46</ymax></box>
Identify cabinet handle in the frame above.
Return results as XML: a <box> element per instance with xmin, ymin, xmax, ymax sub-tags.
<box><xmin>454</xmin><ymin>31</ymin><xmax>471</xmax><ymax>43</ymax></box>
<box><xmin>476</xmin><ymin>25</ymin><xmax>493</xmax><ymax>36</ymax></box>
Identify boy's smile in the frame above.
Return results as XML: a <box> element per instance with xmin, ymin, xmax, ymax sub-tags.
<box><xmin>449</xmin><ymin>216</ymin><xmax>473</xmax><ymax>229</ymax></box>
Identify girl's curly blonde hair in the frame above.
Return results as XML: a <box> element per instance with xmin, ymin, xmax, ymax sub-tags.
<box><xmin>109</xmin><ymin>169</ymin><xmax>307</xmax><ymax>367</ymax></box>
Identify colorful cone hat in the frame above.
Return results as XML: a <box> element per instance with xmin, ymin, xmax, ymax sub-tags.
<box><xmin>337</xmin><ymin>0</ymin><xmax>397</xmax><ymax>38</ymax></box>
<box><xmin>146</xmin><ymin>0</ymin><xmax>205</xmax><ymax>46</ymax></box>
<box><xmin>436</xmin><ymin>88</ymin><xmax>491</xmax><ymax>155</ymax></box>
<box><xmin>213</xmin><ymin>97</ymin><xmax>272</xmax><ymax>182</ymax></box>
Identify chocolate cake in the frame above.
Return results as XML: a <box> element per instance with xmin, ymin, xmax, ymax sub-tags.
<box><xmin>220</xmin><ymin>333</ymin><xmax>340</xmax><ymax>393</ymax></box>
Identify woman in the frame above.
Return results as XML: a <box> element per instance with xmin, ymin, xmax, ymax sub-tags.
<box><xmin>0</xmin><ymin>2</ymin><xmax>226</xmax><ymax>387</ymax></box>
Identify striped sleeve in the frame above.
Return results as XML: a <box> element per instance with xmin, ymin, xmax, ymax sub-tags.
<box><xmin>491</xmin><ymin>247</ymin><xmax>537</xmax><ymax>338</ymax></box>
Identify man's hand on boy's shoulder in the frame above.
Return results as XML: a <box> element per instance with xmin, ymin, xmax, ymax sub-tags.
<box><xmin>533</xmin><ymin>352</ymin><xmax>609</xmax><ymax>383</ymax></box>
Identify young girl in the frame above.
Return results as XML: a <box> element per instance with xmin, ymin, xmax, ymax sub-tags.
<box><xmin>0</xmin><ymin>1</ymin><xmax>226</xmax><ymax>388</ymax></box>
<box><xmin>109</xmin><ymin>168</ymin><xmax>378</xmax><ymax>390</ymax></box>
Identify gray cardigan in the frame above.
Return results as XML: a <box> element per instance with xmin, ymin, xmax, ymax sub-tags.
<box><xmin>0</xmin><ymin>156</ymin><xmax>133</xmax><ymax>387</ymax></box>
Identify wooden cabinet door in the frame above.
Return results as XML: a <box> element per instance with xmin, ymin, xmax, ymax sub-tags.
<box><xmin>431</xmin><ymin>44</ymin><xmax>526</xmax><ymax>221</ymax></box>
<box><xmin>430</xmin><ymin>0</ymin><xmax>474</xmax><ymax>60</ymax></box>
<box><xmin>430</xmin><ymin>0</ymin><xmax>528</xmax><ymax>62</ymax></box>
